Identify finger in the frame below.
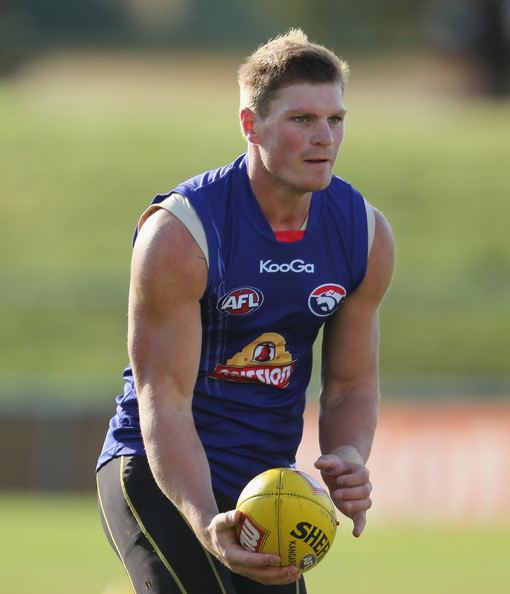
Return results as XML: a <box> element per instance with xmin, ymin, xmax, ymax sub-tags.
<box><xmin>314</xmin><ymin>455</ymin><xmax>347</xmax><ymax>473</ymax></box>
<box><xmin>352</xmin><ymin>512</ymin><xmax>367</xmax><ymax>538</ymax></box>
<box><xmin>226</xmin><ymin>545</ymin><xmax>280</xmax><ymax>569</ymax></box>
<box><xmin>334</xmin><ymin>496</ymin><xmax>372</xmax><ymax>519</ymax></box>
<box><xmin>229</xmin><ymin>559</ymin><xmax>300</xmax><ymax>585</ymax></box>
<box><xmin>334</xmin><ymin>483</ymin><xmax>372</xmax><ymax>501</ymax></box>
<box><xmin>335</xmin><ymin>468</ymin><xmax>370</xmax><ymax>488</ymax></box>
<box><xmin>253</xmin><ymin>567</ymin><xmax>301</xmax><ymax>586</ymax></box>
<box><xmin>243</xmin><ymin>566</ymin><xmax>300</xmax><ymax>585</ymax></box>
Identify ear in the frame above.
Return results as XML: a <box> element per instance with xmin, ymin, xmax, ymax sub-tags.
<box><xmin>240</xmin><ymin>108</ymin><xmax>260</xmax><ymax>145</ymax></box>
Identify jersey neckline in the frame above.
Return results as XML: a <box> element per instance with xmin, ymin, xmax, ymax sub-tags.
<box><xmin>235</xmin><ymin>154</ymin><xmax>323</xmax><ymax>246</ymax></box>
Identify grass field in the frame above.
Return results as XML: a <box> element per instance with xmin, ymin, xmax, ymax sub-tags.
<box><xmin>1</xmin><ymin>52</ymin><xmax>510</xmax><ymax>407</ymax></box>
<box><xmin>1</xmin><ymin>492</ymin><xmax>508</xmax><ymax>594</ymax></box>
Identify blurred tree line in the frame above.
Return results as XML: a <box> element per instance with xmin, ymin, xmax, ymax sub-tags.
<box><xmin>1</xmin><ymin>0</ymin><xmax>509</xmax><ymax>93</ymax></box>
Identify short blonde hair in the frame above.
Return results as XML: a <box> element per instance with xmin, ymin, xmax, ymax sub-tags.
<box><xmin>238</xmin><ymin>28</ymin><xmax>349</xmax><ymax>117</ymax></box>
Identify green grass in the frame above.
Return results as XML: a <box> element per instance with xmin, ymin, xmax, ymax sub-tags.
<box><xmin>308</xmin><ymin>522</ymin><xmax>510</xmax><ymax>594</ymax></box>
<box><xmin>0</xmin><ymin>493</ymin><xmax>125</xmax><ymax>594</ymax></box>
<box><xmin>1</xmin><ymin>55</ymin><xmax>510</xmax><ymax>408</ymax></box>
<box><xmin>1</xmin><ymin>492</ymin><xmax>508</xmax><ymax>594</ymax></box>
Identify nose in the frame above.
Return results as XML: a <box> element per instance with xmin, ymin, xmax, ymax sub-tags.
<box><xmin>312</xmin><ymin>120</ymin><xmax>334</xmax><ymax>146</ymax></box>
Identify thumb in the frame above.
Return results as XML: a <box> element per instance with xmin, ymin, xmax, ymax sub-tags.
<box><xmin>224</xmin><ymin>509</ymin><xmax>242</xmax><ymax>527</ymax></box>
<box><xmin>315</xmin><ymin>454</ymin><xmax>338</xmax><ymax>467</ymax></box>
<box><xmin>315</xmin><ymin>454</ymin><xmax>346</xmax><ymax>472</ymax></box>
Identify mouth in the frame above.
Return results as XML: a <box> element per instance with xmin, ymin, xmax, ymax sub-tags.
<box><xmin>303</xmin><ymin>158</ymin><xmax>330</xmax><ymax>166</ymax></box>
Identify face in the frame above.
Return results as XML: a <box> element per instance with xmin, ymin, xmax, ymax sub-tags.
<box><xmin>244</xmin><ymin>82</ymin><xmax>346</xmax><ymax>196</ymax></box>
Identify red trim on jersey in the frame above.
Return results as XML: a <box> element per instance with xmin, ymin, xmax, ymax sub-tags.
<box><xmin>274</xmin><ymin>230</ymin><xmax>306</xmax><ymax>243</ymax></box>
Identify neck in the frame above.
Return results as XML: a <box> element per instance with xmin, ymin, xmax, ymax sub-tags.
<box><xmin>247</xmin><ymin>147</ymin><xmax>311</xmax><ymax>231</ymax></box>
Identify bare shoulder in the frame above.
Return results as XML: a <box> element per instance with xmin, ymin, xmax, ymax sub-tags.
<box><xmin>355</xmin><ymin>208</ymin><xmax>395</xmax><ymax>306</ymax></box>
<box><xmin>131</xmin><ymin>208</ymin><xmax>208</xmax><ymax>305</ymax></box>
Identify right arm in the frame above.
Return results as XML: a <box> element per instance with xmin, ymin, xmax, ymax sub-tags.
<box><xmin>128</xmin><ymin>208</ymin><xmax>299</xmax><ymax>585</ymax></box>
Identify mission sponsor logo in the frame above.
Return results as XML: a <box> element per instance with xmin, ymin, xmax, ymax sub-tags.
<box><xmin>259</xmin><ymin>259</ymin><xmax>314</xmax><ymax>274</ymax></box>
<box><xmin>209</xmin><ymin>332</ymin><xmax>295</xmax><ymax>389</ymax></box>
<box><xmin>217</xmin><ymin>287</ymin><xmax>264</xmax><ymax>315</ymax></box>
<box><xmin>308</xmin><ymin>284</ymin><xmax>347</xmax><ymax>317</ymax></box>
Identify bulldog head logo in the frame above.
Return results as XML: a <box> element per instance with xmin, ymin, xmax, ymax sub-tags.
<box><xmin>308</xmin><ymin>284</ymin><xmax>347</xmax><ymax>317</ymax></box>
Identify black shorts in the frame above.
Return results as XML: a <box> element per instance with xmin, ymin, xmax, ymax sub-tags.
<box><xmin>97</xmin><ymin>456</ymin><xmax>307</xmax><ymax>594</ymax></box>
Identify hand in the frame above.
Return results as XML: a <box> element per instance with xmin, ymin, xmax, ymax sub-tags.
<box><xmin>205</xmin><ymin>510</ymin><xmax>301</xmax><ymax>585</ymax></box>
<box><xmin>315</xmin><ymin>454</ymin><xmax>372</xmax><ymax>537</ymax></box>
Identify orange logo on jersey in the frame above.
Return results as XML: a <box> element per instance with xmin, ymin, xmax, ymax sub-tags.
<box><xmin>209</xmin><ymin>332</ymin><xmax>295</xmax><ymax>389</ymax></box>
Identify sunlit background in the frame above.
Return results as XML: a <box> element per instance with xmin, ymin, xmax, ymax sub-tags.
<box><xmin>1</xmin><ymin>1</ymin><xmax>509</xmax><ymax>593</ymax></box>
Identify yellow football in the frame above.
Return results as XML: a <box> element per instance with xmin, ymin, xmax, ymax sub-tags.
<box><xmin>235</xmin><ymin>467</ymin><xmax>338</xmax><ymax>573</ymax></box>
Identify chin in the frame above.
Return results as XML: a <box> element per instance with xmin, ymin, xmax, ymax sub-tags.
<box><xmin>307</xmin><ymin>176</ymin><xmax>333</xmax><ymax>192</ymax></box>
<box><xmin>279</xmin><ymin>170</ymin><xmax>333</xmax><ymax>194</ymax></box>
<box><xmin>294</xmin><ymin>181</ymin><xmax>330</xmax><ymax>193</ymax></box>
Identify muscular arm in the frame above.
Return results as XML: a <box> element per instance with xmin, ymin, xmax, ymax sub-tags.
<box><xmin>128</xmin><ymin>209</ymin><xmax>299</xmax><ymax>584</ymax></box>
<box><xmin>129</xmin><ymin>208</ymin><xmax>214</xmax><ymax>531</ymax></box>
<box><xmin>316</xmin><ymin>209</ymin><xmax>394</xmax><ymax>535</ymax></box>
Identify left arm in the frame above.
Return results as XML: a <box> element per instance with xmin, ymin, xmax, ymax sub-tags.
<box><xmin>315</xmin><ymin>209</ymin><xmax>395</xmax><ymax>536</ymax></box>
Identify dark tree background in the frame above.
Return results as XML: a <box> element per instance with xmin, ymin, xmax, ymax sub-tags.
<box><xmin>1</xmin><ymin>0</ymin><xmax>509</xmax><ymax>95</ymax></box>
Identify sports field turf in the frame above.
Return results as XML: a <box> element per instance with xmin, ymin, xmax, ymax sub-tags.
<box><xmin>1</xmin><ymin>492</ymin><xmax>508</xmax><ymax>594</ymax></box>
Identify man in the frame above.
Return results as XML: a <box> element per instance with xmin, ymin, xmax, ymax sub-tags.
<box><xmin>97</xmin><ymin>28</ymin><xmax>394</xmax><ymax>594</ymax></box>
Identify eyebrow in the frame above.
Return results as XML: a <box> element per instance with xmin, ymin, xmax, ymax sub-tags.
<box><xmin>286</xmin><ymin>108</ymin><xmax>347</xmax><ymax>117</ymax></box>
<box><xmin>285</xmin><ymin>107</ymin><xmax>347</xmax><ymax>115</ymax></box>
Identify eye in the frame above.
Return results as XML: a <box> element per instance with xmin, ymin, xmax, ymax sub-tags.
<box><xmin>328</xmin><ymin>115</ymin><xmax>344</xmax><ymax>125</ymax></box>
<box><xmin>292</xmin><ymin>115</ymin><xmax>309</xmax><ymax>123</ymax></box>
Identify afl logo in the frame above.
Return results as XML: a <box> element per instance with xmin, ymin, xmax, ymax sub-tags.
<box><xmin>217</xmin><ymin>287</ymin><xmax>264</xmax><ymax>315</ymax></box>
<box><xmin>308</xmin><ymin>284</ymin><xmax>346</xmax><ymax>317</ymax></box>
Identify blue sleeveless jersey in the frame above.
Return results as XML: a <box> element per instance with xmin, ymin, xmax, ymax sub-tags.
<box><xmin>97</xmin><ymin>154</ymin><xmax>369</xmax><ymax>500</ymax></box>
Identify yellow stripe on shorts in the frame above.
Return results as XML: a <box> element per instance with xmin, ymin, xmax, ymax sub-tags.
<box><xmin>119</xmin><ymin>457</ymin><xmax>188</xmax><ymax>594</ymax></box>
<box><xmin>96</xmin><ymin>472</ymin><xmax>137</xmax><ymax>594</ymax></box>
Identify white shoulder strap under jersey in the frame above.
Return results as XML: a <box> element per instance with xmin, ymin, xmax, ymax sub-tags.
<box><xmin>138</xmin><ymin>193</ymin><xmax>209</xmax><ymax>266</ymax></box>
<box><xmin>141</xmin><ymin>193</ymin><xmax>375</xmax><ymax>264</ymax></box>
<box><xmin>363</xmin><ymin>198</ymin><xmax>376</xmax><ymax>255</ymax></box>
